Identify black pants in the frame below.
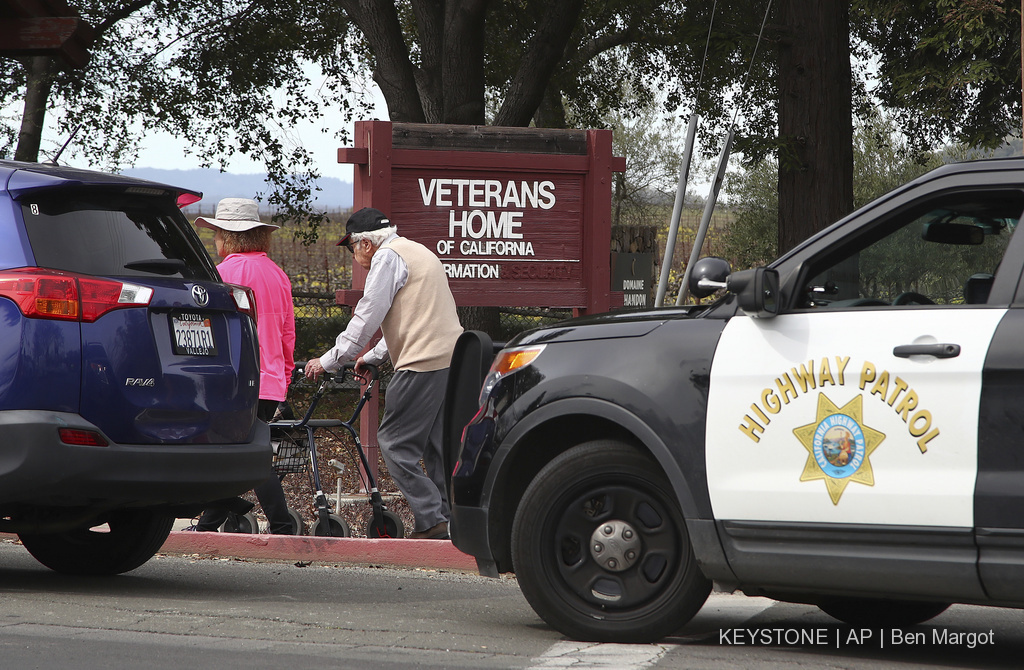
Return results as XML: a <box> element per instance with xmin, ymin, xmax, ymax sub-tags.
<box><xmin>195</xmin><ymin>399</ymin><xmax>293</xmax><ymax>534</ymax></box>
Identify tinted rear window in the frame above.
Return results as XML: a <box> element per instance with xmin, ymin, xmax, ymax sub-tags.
<box><xmin>21</xmin><ymin>190</ymin><xmax>218</xmax><ymax>281</ymax></box>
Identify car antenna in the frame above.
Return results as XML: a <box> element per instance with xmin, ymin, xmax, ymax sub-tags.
<box><xmin>47</xmin><ymin>123</ymin><xmax>83</xmax><ymax>165</ymax></box>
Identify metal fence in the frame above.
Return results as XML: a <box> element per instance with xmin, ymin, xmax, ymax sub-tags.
<box><xmin>292</xmin><ymin>291</ymin><xmax>354</xmax><ymax>364</ymax></box>
<box><xmin>292</xmin><ymin>294</ymin><xmax>573</xmax><ymax>390</ymax></box>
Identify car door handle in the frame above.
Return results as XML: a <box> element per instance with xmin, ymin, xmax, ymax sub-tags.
<box><xmin>892</xmin><ymin>343</ymin><xmax>961</xmax><ymax>358</ymax></box>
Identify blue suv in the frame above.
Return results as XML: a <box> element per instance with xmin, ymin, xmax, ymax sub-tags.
<box><xmin>0</xmin><ymin>160</ymin><xmax>271</xmax><ymax>574</ymax></box>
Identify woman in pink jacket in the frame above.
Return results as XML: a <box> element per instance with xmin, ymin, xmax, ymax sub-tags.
<box><xmin>194</xmin><ymin>198</ymin><xmax>296</xmax><ymax>534</ymax></box>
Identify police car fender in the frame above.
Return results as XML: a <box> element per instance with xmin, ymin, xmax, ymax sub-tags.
<box><xmin>705</xmin><ymin>308</ymin><xmax>1006</xmax><ymax>528</ymax></box>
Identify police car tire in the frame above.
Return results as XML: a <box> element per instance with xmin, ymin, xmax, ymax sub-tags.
<box><xmin>19</xmin><ymin>510</ymin><xmax>174</xmax><ymax>575</ymax></box>
<box><xmin>511</xmin><ymin>440</ymin><xmax>711</xmax><ymax>643</ymax></box>
<box><xmin>818</xmin><ymin>597</ymin><xmax>950</xmax><ymax>627</ymax></box>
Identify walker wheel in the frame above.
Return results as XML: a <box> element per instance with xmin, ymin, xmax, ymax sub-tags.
<box><xmin>219</xmin><ymin>511</ymin><xmax>259</xmax><ymax>534</ymax></box>
<box><xmin>365</xmin><ymin>510</ymin><xmax>405</xmax><ymax>539</ymax></box>
<box><xmin>311</xmin><ymin>513</ymin><xmax>351</xmax><ymax>538</ymax></box>
<box><xmin>286</xmin><ymin>507</ymin><xmax>306</xmax><ymax>535</ymax></box>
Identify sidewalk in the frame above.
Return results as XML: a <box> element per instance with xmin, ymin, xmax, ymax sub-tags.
<box><xmin>161</xmin><ymin>522</ymin><xmax>479</xmax><ymax>572</ymax></box>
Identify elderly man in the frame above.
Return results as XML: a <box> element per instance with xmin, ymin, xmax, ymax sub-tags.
<box><xmin>305</xmin><ymin>207</ymin><xmax>463</xmax><ymax>539</ymax></box>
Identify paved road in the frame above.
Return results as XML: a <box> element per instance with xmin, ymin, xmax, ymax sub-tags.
<box><xmin>2</xmin><ymin>538</ymin><xmax>1023</xmax><ymax>669</ymax></box>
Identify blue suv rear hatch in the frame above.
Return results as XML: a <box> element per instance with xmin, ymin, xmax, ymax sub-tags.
<box><xmin>1</xmin><ymin>179</ymin><xmax>261</xmax><ymax>444</ymax></box>
<box><xmin>0</xmin><ymin>161</ymin><xmax>270</xmax><ymax>573</ymax></box>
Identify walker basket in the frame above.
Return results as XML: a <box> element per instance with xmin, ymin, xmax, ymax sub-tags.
<box><xmin>271</xmin><ymin>429</ymin><xmax>310</xmax><ymax>475</ymax></box>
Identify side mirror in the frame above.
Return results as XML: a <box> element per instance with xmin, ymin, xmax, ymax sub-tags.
<box><xmin>688</xmin><ymin>256</ymin><xmax>732</xmax><ymax>299</ymax></box>
<box><xmin>727</xmin><ymin>267</ymin><xmax>780</xmax><ymax>318</ymax></box>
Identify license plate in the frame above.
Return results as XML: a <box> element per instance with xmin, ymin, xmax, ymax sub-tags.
<box><xmin>171</xmin><ymin>312</ymin><xmax>218</xmax><ymax>356</ymax></box>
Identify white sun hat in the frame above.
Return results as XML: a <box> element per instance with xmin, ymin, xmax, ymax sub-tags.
<box><xmin>194</xmin><ymin>198</ymin><xmax>279</xmax><ymax>231</ymax></box>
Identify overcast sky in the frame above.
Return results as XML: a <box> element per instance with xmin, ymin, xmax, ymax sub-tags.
<box><xmin>29</xmin><ymin>64</ymin><xmax>389</xmax><ymax>181</ymax></box>
<box><xmin>133</xmin><ymin>121</ymin><xmax>358</xmax><ymax>181</ymax></box>
<box><xmin>134</xmin><ymin>82</ymin><xmax>389</xmax><ymax>181</ymax></box>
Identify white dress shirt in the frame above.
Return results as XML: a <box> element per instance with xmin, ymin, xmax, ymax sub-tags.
<box><xmin>319</xmin><ymin>233</ymin><xmax>408</xmax><ymax>371</ymax></box>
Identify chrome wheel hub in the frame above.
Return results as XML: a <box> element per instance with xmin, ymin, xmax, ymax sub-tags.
<box><xmin>589</xmin><ymin>520</ymin><xmax>641</xmax><ymax>572</ymax></box>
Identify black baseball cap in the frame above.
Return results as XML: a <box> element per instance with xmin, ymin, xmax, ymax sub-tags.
<box><xmin>337</xmin><ymin>207</ymin><xmax>392</xmax><ymax>246</ymax></box>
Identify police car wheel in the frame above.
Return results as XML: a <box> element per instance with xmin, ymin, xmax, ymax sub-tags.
<box><xmin>511</xmin><ymin>440</ymin><xmax>711</xmax><ymax>643</ymax></box>
<box><xmin>818</xmin><ymin>597</ymin><xmax>950</xmax><ymax>627</ymax></box>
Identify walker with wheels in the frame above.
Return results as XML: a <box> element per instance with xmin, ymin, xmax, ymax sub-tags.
<box><xmin>269</xmin><ymin>361</ymin><xmax>405</xmax><ymax>538</ymax></box>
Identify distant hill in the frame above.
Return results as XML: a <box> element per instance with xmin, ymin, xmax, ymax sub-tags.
<box><xmin>121</xmin><ymin>168</ymin><xmax>354</xmax><ymax>214</ymax></box>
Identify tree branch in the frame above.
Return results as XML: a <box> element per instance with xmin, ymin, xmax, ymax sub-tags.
<box><xmin>94</xmin><ymin>0</ymin><xmax>159</xmax><ymax>37</ymax></box>
<box><xmin>411</xmin><ymin>0</ymin><xmax>444</xmax><ymax>122</ymax></box>
<box><xmin>340</xmin><ymin>0</ymin><xmax>425</xmax><ymax>122</ymax></box>
<box><xmin>574</xmin><ymin>26</ymin><xmax>639</xmax><ymax>64</ymax></box>
<box><xmin>493</xmin><ymin>0</ymin><xmax>586</xmax><ymax>127</ymax></box>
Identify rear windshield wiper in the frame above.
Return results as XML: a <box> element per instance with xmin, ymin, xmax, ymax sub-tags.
<box><xmin>124</xmin><ymin>258</ymin><xmax>187</xmax><ymax>275</ymax></box>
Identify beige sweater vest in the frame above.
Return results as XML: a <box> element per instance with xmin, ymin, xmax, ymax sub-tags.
<box><xmin>381</xmin><ymin>237</ymin><xmax>463</xmax><ymax>372</ymax></box>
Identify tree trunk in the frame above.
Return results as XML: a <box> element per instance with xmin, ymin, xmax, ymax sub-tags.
<box><xmin>457</xmin><ymin>306</ymin><xmax>502</xmax><ymax>340</ymax></box>
<box><xmin>776</xmin><ymin>0</ymin><xmax>853</xmax><ymax>254</ymax></box>
<box><xmin>492</xmin><ymin>0</ymin><xmax>586</xmax><ymax>127</ymax></box>
<box><xmin>533</xmin><ymin>85</ymin><xmax>569</xmax><ymax>128</ymax></box>
<box><xmin>15</xmin><ymin>57</ymin><xmax>56</xmax><ymax>162</ymax></box>
<box><xmin>441</xmin><ymin>0</ymin><xmax>489</xmax><ymax>124</ymax></box>
<box><xmin>411</xmin><ymin>0</ymin><xmax>445</xmax><ymax>123</ymax></box>
<box><xmin>339</xmin><ymin>0</ymin><xmax>426</xmax><ymax>122</ymax></box>
<box><xmin>611</xmin><ymin>224</ymin><xmax>657</xmax><ymax>254</ymax></box>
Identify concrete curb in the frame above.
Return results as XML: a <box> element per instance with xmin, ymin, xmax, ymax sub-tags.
<box><xmin>160</xmin><ymin>531</ymin><xmax>480</xmax><ymax>572</ymax></box>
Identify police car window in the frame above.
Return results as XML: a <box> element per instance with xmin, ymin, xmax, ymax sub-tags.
<box><xmin>801</xmin><ymin>192</ymin><xmax>1022</xmax><ymax>309</ymax></box>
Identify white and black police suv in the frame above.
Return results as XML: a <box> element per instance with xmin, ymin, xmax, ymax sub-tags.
<box><xmin>443</xmin><ymin>156</ymin><xmax>1024</xmax><ymax>642</ymax></box>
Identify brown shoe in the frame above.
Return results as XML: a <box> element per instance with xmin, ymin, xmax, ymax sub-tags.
<box><xmin>409</xmin><ymin>521</ymin><xmax>449</xmax><ymax>540</ymax></box>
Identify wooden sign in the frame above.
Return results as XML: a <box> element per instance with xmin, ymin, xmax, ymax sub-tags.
<box><xmin>338</xmin><ymin>121</ymin><xmax>626</xmax><ymax>314</ymax></box>
<box><xmin>0</xmin><ymin>0</ymin><xmax>95</xmax><ymax>69</ymax></box>
<box><xmin>612</xmin><ymin>252</ymin><xmax>655</xmax><ymax>309</ymax></box>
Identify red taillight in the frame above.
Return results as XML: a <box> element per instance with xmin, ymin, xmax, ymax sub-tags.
<box><xmin>229</xmin><ymin>283</ymin><xmax>258</xmax><ymax>322</ymax></box>
<box><xmin>0</xmin><ymin>268</ymin><xmax>153</xmax><ymax>322</ymax></box>
<box><xmin>58</xmin><ymin>428</ymin><xmax>109</xmax><ymax>446</ymax></box>
<box><xmin>176</xmin><ymin>193</ymin><xmax>202</xmax><ymax>209</ymax></box>
<box><xmin>32</xmin><ymin>275</ymin><xmax>79</xmax><ymax>319</ymax></box>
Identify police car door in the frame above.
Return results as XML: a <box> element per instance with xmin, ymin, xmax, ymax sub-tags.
<box><xmin>705</xmin><ymin>186</ymin><xmax>1024</xmax><ymax>597</ymax></box>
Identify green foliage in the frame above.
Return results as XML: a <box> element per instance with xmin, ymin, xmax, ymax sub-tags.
<box><xmin>852</xmin><ymin>115</ymin><xmax>943</xmax><ymax>209</ymax></box>
<box><xmin>4</xmin><ymin>0</ymin><xmax>1021</xmax><ymax>255</ymax></box>
<box><xmin>721</xmin><ymin>159</ymin><xmax>778</xmax><ymax>269</ymax></box>
<box><xmin>0</xmin><ymin>0</ymin><xmax>370</xmax><ymax>239</ymax></box>
<box><xmin>722</xmin><ymin>111</ymin><xmax>944</xmax><ymax>270</ymax></box>
<box><xmin>294</xmin><ymin>315</ymin><xmax>351</xmax><ymax>362</ymax></box>
<box><xmin>852</xmin><ymin>0</ymin><xmax>1022</xmax><ymax>151</ymax></box>
<box><xmin>855</xmin><ymin>212</ymin><xmax>1010</xmax><ymax>304</ymax></box>
<box><xmin>523</xmin><ymin>1</ymin><xmax>706</xmax><ymax>128</ymax></box>
<box><xmin>592</xmin><ymin>93</ymin><xmax>690</xmax><ymax>228</ymax></box>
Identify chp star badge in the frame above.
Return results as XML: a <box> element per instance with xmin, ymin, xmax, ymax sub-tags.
<box><xmin>793</xmin><ymin>393</ymin><xmax>885</xmax><ymax>505</ymax></box>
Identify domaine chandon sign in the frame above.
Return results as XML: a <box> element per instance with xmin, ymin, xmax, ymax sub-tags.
<box><xmin>338</xmin><ymin>121</ymin><xmax>625</xmax><ymax>314</ymax></box>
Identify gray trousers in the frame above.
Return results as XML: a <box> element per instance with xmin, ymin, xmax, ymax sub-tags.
<box><xmin>378</xmin><ymin>368</ymin><xmax>451</xmax><ymax>531</ymax></box>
